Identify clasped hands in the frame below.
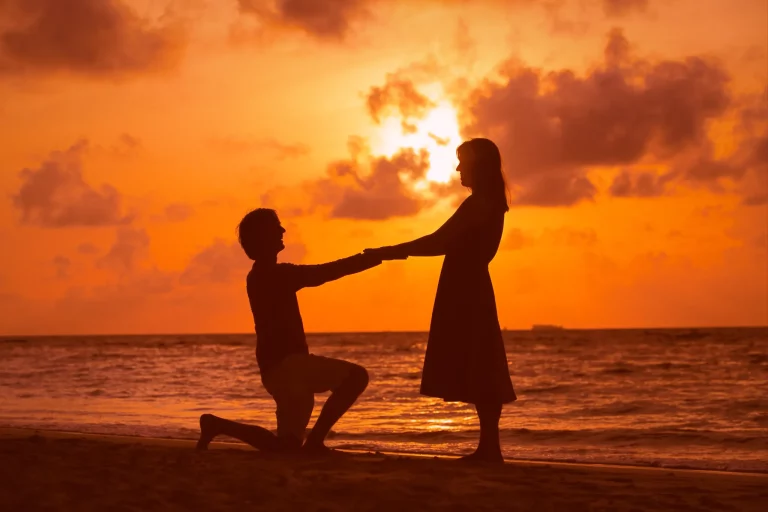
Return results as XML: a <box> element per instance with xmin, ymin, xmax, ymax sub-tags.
<box><xmin>363</xmin><ymin>246</ymin><xmax>408</xmax><ymax>261</ymax></box>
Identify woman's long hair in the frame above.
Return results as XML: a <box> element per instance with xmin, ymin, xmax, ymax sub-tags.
<box><xmin>457</xmin><ymin>138</ymin><xmax>510</xmax><ymax>212</ymax></box>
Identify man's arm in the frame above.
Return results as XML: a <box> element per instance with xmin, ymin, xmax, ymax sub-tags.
<box><xmin>285</xmin><ymin>253</ymin><xmax>382</xmax><ymax>290</ymax></box>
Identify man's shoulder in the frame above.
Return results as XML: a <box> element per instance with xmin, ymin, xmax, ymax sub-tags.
<box><xmin>248</xmin><ymin>262</ymin><xmax>300</xmax><ymax>287</ymax></box>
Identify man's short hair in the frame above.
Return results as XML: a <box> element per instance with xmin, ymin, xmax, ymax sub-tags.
<box><xmin>237</xmin><ymin>208</ymin><xmax>278</xmax><ymax>260</ymax></box>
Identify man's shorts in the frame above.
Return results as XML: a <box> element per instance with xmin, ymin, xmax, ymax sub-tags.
<box><xmin>261</xmin><ymin>353</ymin><xmax>360</xmax><ymax>443</ymax></box>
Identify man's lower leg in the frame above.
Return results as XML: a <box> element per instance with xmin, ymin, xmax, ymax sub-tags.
<box><xmin>304</xmin><ymin>366</ymin><xmax>369</xmax><ymax>450</ymax></box>
<box><xmin>197</xmin><ymin>413</ymin><xmax>280</xmax><ymax>452</ymax></box>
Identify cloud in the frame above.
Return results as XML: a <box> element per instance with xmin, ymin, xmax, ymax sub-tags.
<box><xmin>162</xmin><ymin>203</ymin><xmax>195</xmax><ymax>223</ymax></box>
<box><xmin>311</xmin><ymin>146</ymin><xmax>431</xmax><ymax>220</ymax></box>
<box><xmin>77</xmin><ymin>243</ymin><xmax>99</xmax><ymax>255</ymax></box>
<box><xmin>461</xmin><ymin>28</ymin><xmax>731</xmax><ymax>207</ymax></box>
<box><xmin>231</xmin><ymin>1</ymin><xmax>657</xmax><ymax>44</ymax></box>
<box><xmin>208</xmin><ymin>136</ymin><xmax>310</xmax><ymax>159</ymax></box>
<box><xmin>12</xmin><ymin>140</ymin><xmax>133</xmax><ymax>227</ymax></box>
<box><xmin>180</xmin><ymin>240</ymin><xmax>252</xmax><ymax>286</ymax></box>
<box><xmin>176</xmin><ymin>235</ymin><xmax>307</xmax><ymax>286</ymax></box>
<box><xmin>502</xmin><ymin>226</ymin><xmax>597</xmax><ymax>250</ymax></box>
<box><xmin>665</xmin><ymin>90</ymin><xmax>767</xmax><ymax>202</ymax></box>
<box><xmin>503</xmin><ymin>228</ymin><xmax>533</xmax><ymax>250</ymax></box>
<box><xmin>110</xmin><ymin>133</ymin><xmax>142</xmax><ymax>158</ymax></box>
<box><xmin>609</xmin><ymin>169</ymin><xmax>675</xmax><ymax>197</ymax></box>
<box><xmin>97</xmin><ymin>227</ymin><xmax>150</xmax><ymax>273</ymax></box>
<box><xmin>543</xmin><ymin>227</ymin><xmax>598</xmax><ymax>247</ymax></box>
<box><xmin>602</xmin><ymin>0</ymin><xmax>648</xmax><ymax>17</ymax></box>
<box><xmin>728</xmin><ymin>94</ymin><xmax>767</xmax><ymax>205</ymax></box>
<box><xmin>362</xmin><ymin>55</ymin><xmax>451</xmax><ymax>129</ymax></box>
<box><xmin>0</xmin><ymin>0</ymin><xmax>185</xmax><ymax>77</ymax></box>
<box><xmin>235</xmin><ymin>0</ymin><xmax>370</xmax><ymax>42</ymax></box>
<box><xmin>366</xmin><ymin>75</ymin><xmax>436</xmax><ymax>129</ymax></box>
<box><xmin>513</xmin><ymin>173</ymin><xmax>597</xmax><ymax>207</ymax></box>
<box><xmin>52</xmin><ymin>255</ymin><xmax>71</xmax><ymax>279</ymax></box>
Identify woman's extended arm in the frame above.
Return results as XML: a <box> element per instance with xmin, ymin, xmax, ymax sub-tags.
<box><xmin>369</xmin><ymin>197</ymin><xmax>480</xmax><ymax>259</ymax></box>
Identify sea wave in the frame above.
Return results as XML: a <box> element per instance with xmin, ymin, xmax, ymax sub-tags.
<box><xmin>2</xmin><ymin>327</ymin><xmax>767</xmax><ymax>472</ymax></box>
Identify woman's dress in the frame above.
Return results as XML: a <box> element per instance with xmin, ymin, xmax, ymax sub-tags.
<box><xmin>412</xmin><ymin>194</ymin><xmax>516</xmax><ymax>404</ymax></box>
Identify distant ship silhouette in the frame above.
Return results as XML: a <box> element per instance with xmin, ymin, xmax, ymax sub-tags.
<box><xmin>531</xmin><ymin>324</ymin><xmax>564</xmax><ymax>331</ymax></box>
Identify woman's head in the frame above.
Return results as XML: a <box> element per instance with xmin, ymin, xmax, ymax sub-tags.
<box><xmin>456</xmin><ymin>138</ymin><xmax>509</xmax><ymax>212</ymax></box>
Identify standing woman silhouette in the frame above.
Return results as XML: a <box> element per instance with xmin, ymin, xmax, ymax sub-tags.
<box><xmin>365</xmin><ymin>138</ymin><xmax>516</xmax><ymax>463</ymax></box>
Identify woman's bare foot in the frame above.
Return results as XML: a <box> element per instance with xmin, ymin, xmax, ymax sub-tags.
<box><xmin>457</xmin><ymin>449</ymin><xmax>504</xmax><ymax>465</ymax></box>
<box><xmin>196</xmin><ymin>413</ymin><xmax>218</xmax><ymax>450</ymax></box>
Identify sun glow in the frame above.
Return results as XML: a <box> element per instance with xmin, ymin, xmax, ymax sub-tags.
<box><xmin>371</xmin><ymin>101</ymin><xmax>463</xmax><ymax>184</ymax></box>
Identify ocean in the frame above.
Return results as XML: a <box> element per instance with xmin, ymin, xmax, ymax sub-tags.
<box><xmin>1</xmin><ymin>328</ymin><xmax>766</xmax><ymax>472</ymax></box>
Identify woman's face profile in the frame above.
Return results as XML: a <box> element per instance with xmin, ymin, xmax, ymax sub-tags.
<box><xmin>456</xmin><ymin>149</ymin><xmax>475</xmax><ymax>188</ymax></box>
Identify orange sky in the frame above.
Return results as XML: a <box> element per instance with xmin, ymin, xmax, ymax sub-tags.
<box><xmin>0</xmin><ymin>0</ymin><xmax>766</xmax><ymax>335</ymax></box>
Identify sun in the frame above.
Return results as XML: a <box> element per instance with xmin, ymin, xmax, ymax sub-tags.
<box><xmin>371</xmin><ymin>101</ymin><xmax>463</xmax><ymax>184</ymax></box>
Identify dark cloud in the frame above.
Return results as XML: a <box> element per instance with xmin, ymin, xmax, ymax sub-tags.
<box><xmin>179</xmin><ymin>240</ymin><xmax>252</xmax><ymax>286</ymax></box>
<box><xmin>77</xmin><ymin>243</ymin><xmax>99</xmax><ymax>255</ymax></box>
<box><xmin>366</xmin><ymin>75</ymin><xmax>435</xmax><ymax>126</ymax></box>
<box><xmin>730</xmin><ymin>94</ymin><xmax>767</xmax><ymax>205</ymax></box>
<box><xmin>208</xmin><ymin>136</ymin><xmax>310</xmax><ymax>159</ymax></box>
<box><xmin>668</xmin><ymin>229</ymin><xmax>683</xmax><ymax>239</ymax></box>
<box><xmin>513</xmin><ymin>173</ymin><xmax>597</xmax><ymax>207</ymax></box>
<box><xmin>12</xmin><ymin>140</ymin><xmax>133</xmax><ymax>227</ymax></box>
<box><xmin>162</xmin><ymin>203</ymin><xmax>195</xmax><ymax>223</ymax></box>
<box><xmin>311</xmin><ymin>146</ymin><xmax>430</xmax><ymax>220</ymax></box>
<box><xmin>743</xmin><ymin>192</ymin><xmax>768</xmax><ymax>206</ymax></box>
<box><xmin>609</xmin><ymin>169</ymin><xmax>675</xmax><ymax>197</ymax></box>
<box><xmin>236</xmin><ymin>0</ymin><xmax>369</xmax><ymax>41</ymax></box>
<box><xmin>179</xmin><ymin>234</ymin><xmax>305</xmax><ymax>287</ymax></box>
<box><xmin>232</xmin><ymin>1</ymin><xmax>654</xmax><ymax>44</ymax></box>
<box><xmin>667</xmin><ymin>90</ymin><xmax>767</xmax><ymax>202</ymax></box>
<box><xmin>362</xmin><ymin>56</ymin><xmax>450</xmax><ymax>134</ymax></box>
<box><xmin>502</xmin><ymin>226</ymin><xmax>597</xmax><ymax>250</ymax></box>
<box><xmin>118</xmin><ymin>133</ymin><xmax>141</xmax><ymax>150</ymax></box>
<box><xmin>0</xmin><ymin>0</ymin><xmax>185</xmax><ymax>77</ymax></box>
<box><xmin>502</xmin><ymin>228</ymin><xmax>533</xmax><ymax>250</ymax></box>
<box><xmin>97</xmin><ymin>227</ymin><xmax>150</xmax><ymax>273</ymax></box>
<box><xmin>53</xmin><ymin>255</ymin><xmax>71</xmax><ymax>279</ymax></box>
<box><xmin>110</xmin><ymin>133</ymin><xmax>142</xmax><ymax>158</ymax></box>
<box><xmin>543</xmin><ymin>227</ymin><xmax>598</xmax><ymax>247</ymax></box>
<box><xmin>462</xmin><ymin>28</ymin><xmax>730</xmax><ymax>207</ymax></box>
<box><xmin>602</xmin><ymin>0</ymin><xmax>648</xmax><ymax>17</ymax></box>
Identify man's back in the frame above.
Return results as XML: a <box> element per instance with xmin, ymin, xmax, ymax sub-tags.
<box><xmin>247</xmin><ymin>263</ymin><xmax>309</xmax><ymax>377</ymax></box>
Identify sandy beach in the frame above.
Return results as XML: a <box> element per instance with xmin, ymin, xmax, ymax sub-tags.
<box><xmin>1</xmin><ymin>428</ymin><xmax>765</xmax><ymax>511</ymax></box>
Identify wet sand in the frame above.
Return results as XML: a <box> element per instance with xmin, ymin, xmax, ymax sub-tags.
<box><xmin>1</xmin><ymin>428</ymin><xmax>765</xmax><ymax>511</ymax></box>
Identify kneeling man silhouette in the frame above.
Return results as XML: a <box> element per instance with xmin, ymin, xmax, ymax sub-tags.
<box><xmin>197</xmin><ymin>208</ymin><xmax>383</xmax><ymax>455</ymax></box>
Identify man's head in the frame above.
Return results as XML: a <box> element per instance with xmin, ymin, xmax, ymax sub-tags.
<box><xmin>237</xmin><ymin>208</ymin><xmax>285</xmax><ymax>261</ymax></box>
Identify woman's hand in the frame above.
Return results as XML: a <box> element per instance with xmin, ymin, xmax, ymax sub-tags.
<box><xmin>363</xmin><ymin>246</ymin><xmax>408</xmax><ymax>260</ymax></box>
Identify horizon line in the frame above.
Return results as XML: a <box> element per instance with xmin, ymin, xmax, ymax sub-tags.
<box><xmin>2</xmin><ymin>325</ymin><xmax>767</xmax><ymax>338</ymax></box>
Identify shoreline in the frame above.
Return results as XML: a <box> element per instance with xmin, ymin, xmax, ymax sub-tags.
<box><xmin>2</xmin><ymin>427</ymin><xmax>766</xmax><ymax>479</ymax></box>
<box><xmin>2</xmin><ymin>427</ymin><xmax>766</xmax><ymax>511</ymax></box>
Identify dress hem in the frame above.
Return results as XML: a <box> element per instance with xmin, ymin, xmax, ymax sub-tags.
<box><xmin>419</xmin><ymin>389</ymin><xmax>517</xmax><ymax>405</ymax></box>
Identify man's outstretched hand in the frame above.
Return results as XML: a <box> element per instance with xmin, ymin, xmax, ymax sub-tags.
<box><xmin>364</xmin><ymin>247</ymin><xmax>408</xmax><ymax>260</ymax></box>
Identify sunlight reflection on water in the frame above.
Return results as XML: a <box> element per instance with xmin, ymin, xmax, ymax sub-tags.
<box><xmin>1</xmin><ymin>328</ymin><xmax>767</xmax><ymax>471</ymax></box>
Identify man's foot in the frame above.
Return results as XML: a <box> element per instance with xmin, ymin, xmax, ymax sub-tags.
<box><xmin>301</xmin><ymin>441</ymin><xmax>334</xmax><ymax>458</ymax></box>
<box><xmin>196</xmin><ymin>413</ymin><xmax>218</xmax><ymax>450</ymax></box>
<box><xmin>457</xmin><ymin>449</ymin><xmax>505</xmax><ymax>465</ymax></box>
